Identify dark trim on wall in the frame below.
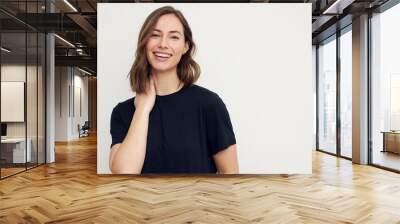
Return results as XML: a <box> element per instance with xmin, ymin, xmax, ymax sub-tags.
<box><xmin>44</xmin><ymin>32</ymin><xmax>47</xmax><ymax>165</ymax></box>
<box><xmin>316</xmin><ymin>149</ymin><xmax>352</xmax><ymax>162</ymax></box>
<box><xmin>367</xmin><ymin>12</ymin><xmax>373</xmax><ymax>166</ymax></box>
<box><xmin>336</xmin><ymin>29</ymin><xmax>341</xmax><ymax>157</ymax></box>
<box><xmin>316</xmin><ymin>45</ymin><xmax>319</xmax><ymax>150</ymax></box>
<box><xmin>25</xmin><ymin>6</ymin><xmax>28</xmax><ymax>171</ymax></box>
<box><xmin>37</xmin><ymin>28</ymin><xmax>39</xmax><ymax>167</ymax></box>
<box><xmin>370</xmin><ymin>164</ymin><xmax>400</xmax><ymax>174</ymax></box>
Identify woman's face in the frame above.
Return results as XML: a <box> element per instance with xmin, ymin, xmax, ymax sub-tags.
<box><xmin>146</xmin><ymin>14</ymin><xmax>189</xmax><ymax>74</ymax></box>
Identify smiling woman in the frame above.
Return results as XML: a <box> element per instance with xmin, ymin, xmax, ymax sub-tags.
<box><xmin>145</xmin><ymin>14</ymin><xmax>189</xmax><ymax>82</ymax></box>
<box><xmin>108</xmin><ymin>6</ymin><xmax>238</xmax><ymax>174</ymax></box>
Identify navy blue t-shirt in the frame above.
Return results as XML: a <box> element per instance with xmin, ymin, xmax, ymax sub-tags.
<box><xmin>110</xmin><ymin>84</ymin><xmax>236</xmax><ymax>174</ymax></box>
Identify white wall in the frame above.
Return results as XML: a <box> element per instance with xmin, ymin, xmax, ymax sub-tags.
<box><xmin>97</xmin><ymin>3</ymin><xmax>312</xmax><ymax>174</ymax></box>
<box><xmin>55</xmin><ymin>66</ymin><xmax>68</xmax><ymax>141</ymax></box>
<box><xmin>72</xmin><ymin>72</ymin><xmax>89</xmax><ymax>138</ymax></box>
<box><xmin>55</xmin><ymin>67</ymin><xmax>89</xmax><ymax>141</ymax></box>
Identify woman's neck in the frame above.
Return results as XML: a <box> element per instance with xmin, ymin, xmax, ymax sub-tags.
<box><xmin>152</xmin><ymin>69</ymin><xmax>183</xmax><ymax>96</ymax></box>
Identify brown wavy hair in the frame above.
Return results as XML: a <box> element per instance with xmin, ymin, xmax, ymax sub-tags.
<box><xmin>129</xmin><ymin>6</ymin><xmax>201</xmax><ymax>94</ymax></box>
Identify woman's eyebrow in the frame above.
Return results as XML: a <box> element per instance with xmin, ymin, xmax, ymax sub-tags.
<box><xmin>169</xmin><ymin>31</ymin><xmax>182</xmax><ymax>35</ymax></box>
<box><xmin>153</xmin><ymin>29</ymin><xmax>182</xmax><ymax>35</ymax></box>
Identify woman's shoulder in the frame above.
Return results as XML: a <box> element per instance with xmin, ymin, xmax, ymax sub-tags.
<box><xmin>190</xmin><ymin>85</ymin><xmax>219</xmax><ymax>99</ymax></box>
<box><xmin>112</xmin><ymin>97</ymin><xmax>135</xmax><ymax>113</ymax></box>
<box><xmin>189</xmin><ymin>85</ymin><xmax>223</xmax><ymax>106</ymax></box>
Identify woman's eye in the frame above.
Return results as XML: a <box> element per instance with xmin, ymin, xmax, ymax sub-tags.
<box><xmin>171</xmin><ymin>36</ymin><xmax>179</xmax><ymax>40</ymax></box>
<box><xmin>151</xmin><ymin>34</ymin><xmax>160</xmax><ymax>37</ymax></box>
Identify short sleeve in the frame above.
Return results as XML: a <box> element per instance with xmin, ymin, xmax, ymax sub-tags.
<box><xmin>205</xmin><ymin>95</ymin><xmax>236</xmax><ymax>155</ymax></box>
<box><xmin>110</xmin><ymin>104</ymin><xmax>127</xmax><ymax>148</ymax></box>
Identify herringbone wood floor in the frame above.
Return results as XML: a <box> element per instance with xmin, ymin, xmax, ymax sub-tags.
<box><xmin>1</xmin><ymin>134</ymin><xmax>400</xmax><ymax>224</ymax></box>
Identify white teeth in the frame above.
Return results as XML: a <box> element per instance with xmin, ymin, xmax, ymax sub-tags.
<box><xmin>154</xmin><ymin>52</ymin><xmax>171</xmax><ymax>58</ymax></box>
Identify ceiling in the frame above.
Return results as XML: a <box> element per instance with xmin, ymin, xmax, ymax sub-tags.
<box><xmin>0</xmin><ymin>0</ymin><xmax>393</xmax><ymax>75</ymax></box>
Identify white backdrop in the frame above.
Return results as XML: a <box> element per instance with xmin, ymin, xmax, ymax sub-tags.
<box><xmin>97</xmin><ymin>3</ymin><xmax>312</xmax><ymax>174</ymax></box>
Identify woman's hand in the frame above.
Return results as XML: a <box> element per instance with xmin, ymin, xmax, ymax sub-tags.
<box><xmin>110</xmin><ymin>76</ymin><xmax>156</xmax><ymax>174</ymax></box>
<box><xmin>134</xmin><ymin>76</ymin><xmax>156</xmax><ymax>114</ymax></box>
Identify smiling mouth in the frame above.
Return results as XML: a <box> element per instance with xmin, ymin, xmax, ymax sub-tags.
<box><xmin>153</xmin><ymin>52</ymin><xmax>172</xmax><ymax>59</ymax></box>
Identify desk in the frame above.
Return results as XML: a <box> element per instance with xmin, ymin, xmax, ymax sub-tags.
<box><xmin>381</xmin><ymin>131</ymin><xmax>400</xmax><ymax>154</ymax></box>
<box><xmin>1</xmin><ymin>138</ymin><xmax>32</xmax><ymax>163</ymax></box>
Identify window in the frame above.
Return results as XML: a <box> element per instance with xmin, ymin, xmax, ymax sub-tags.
<box><xmin>370</xmin><ymin>2</ymin><xmax>400</xmax><ymax>171</ymax></box>
<box><xmin>339</xmin><ymin>28</ymin><xmax>352</xmax><ymax>158</ymax></box>
<box><xmin>317</xmin><ymin>36</ymin><xmax>337</xmax><ymax>154</ymax></box>
<box><xmin>0</xmin><ymin>1</ymin><xmax>47</xmax><ymax>179</ymax></box>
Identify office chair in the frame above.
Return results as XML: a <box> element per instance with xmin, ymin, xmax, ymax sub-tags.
<box><xmin>78</xmin><ymin>121</ymin><xmax>90</xmax><ymax>138</ymax></box>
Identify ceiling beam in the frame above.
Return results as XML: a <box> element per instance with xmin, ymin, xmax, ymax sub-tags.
<box><xmin>322</xmin><ymin>0</ymin><xmax>356</xmax><ymax>14</ymax></box>
<box><xmin>55</xmin><ymin>55</ymin><xmax>96</xmax><ymax>71</ymax></box>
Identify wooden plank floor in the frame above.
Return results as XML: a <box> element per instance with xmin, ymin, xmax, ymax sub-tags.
<box><xmin>1</xmin><ymin>134</ymin><xmax>400</xmax><ymax>223</ymax></box>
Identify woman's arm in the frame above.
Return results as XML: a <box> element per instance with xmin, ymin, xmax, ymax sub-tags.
<box><xmin>109</xmin><ymin>78</ymin><xmax>156</xmax><ymax>174</ymax></box>
<box><xmin>109</xmin><ymin>109</ymin><xmax>150</xmax><ymax>174</ymax></box>
<box><xmin>213</xmin><ymin>144</ymin><xmax>239</xmax><ymax>174</ymax></box>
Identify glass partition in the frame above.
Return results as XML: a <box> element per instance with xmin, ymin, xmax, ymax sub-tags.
<box><xmin>317</xmin><ymin>36</ymin><xmax>337</xmax><ymax>155</ymax></box>
<box><xmin>0</xmin><ymin>1</ymin><xmax>46</xmax><ymax>179</ymax></box>
<box><xmin>339</xmin><ymin>28</ymin><xmax>352</xmax><ymax>158</ymax></box>
<box><xmin>371</xmin><ymin>3</ymin><xmax>400</xmax><ymax>171</ymax></box>
<box><xmin>38</xmin><ymin>32</ymin><xmax>45</xmax><ymax>165</ymax></box>
<box><xmin>27</xmin><ymin>31</ymin><xmax>38</xmax><ymax>169</ymax></box>
<box><xmin>1</xmin><ymin>31</ymin><xmax>28</xmax><ymax>177</ymax></box>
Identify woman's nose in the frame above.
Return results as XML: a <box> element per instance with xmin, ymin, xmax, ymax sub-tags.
<box><xmin>158</xmin><ymin>36</ymin><xmax>168</xmax><ymax>48</ymax></box>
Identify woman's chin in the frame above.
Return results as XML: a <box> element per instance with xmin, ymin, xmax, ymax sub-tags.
<box><xmin>151</xmin><ymin>65</ymin><xmax>175</xmax><ymax>73</ymax></box>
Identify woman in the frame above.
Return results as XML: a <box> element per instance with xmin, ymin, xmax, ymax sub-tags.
<box><xmin>109</xmin><ymin>6</ymin><xmax>238</xmax><ymax>174</ymax></box>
